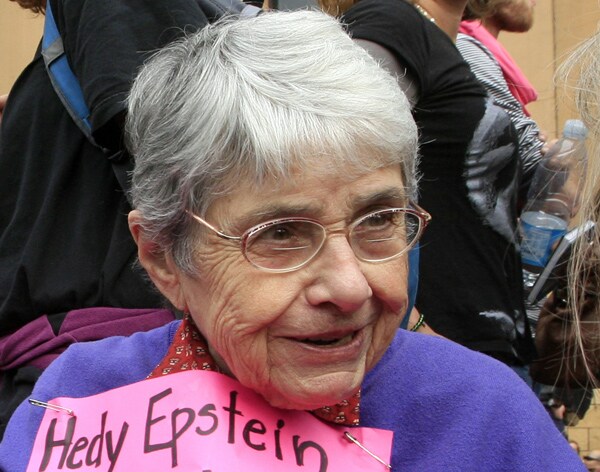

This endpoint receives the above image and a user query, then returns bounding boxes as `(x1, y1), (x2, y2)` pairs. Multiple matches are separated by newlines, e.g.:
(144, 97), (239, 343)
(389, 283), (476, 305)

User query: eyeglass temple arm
(411, 203), (432, 225)
(186, 211), (242, 241)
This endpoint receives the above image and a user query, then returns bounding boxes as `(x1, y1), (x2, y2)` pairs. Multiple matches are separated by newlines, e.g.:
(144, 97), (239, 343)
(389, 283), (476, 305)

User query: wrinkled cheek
(369, 259), (409, 310)
(367, 313), (401, 370)
(219, 331), (272, 387)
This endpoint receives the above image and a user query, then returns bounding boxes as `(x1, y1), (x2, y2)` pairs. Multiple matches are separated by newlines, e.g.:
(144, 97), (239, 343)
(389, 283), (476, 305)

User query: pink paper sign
(27, 370), (393, 472)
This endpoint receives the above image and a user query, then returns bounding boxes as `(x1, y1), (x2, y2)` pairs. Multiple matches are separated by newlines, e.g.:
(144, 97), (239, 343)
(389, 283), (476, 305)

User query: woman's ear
(128, 210), (186, 310)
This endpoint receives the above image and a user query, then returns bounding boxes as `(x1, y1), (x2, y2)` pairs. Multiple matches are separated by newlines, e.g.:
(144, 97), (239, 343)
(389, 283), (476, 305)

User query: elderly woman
(0, 10), (582, 471)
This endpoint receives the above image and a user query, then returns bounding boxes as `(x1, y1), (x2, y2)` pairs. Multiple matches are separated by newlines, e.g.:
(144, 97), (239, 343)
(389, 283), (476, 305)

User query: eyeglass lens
(244, 209), (421, 271)
(351, 209), (420, 262)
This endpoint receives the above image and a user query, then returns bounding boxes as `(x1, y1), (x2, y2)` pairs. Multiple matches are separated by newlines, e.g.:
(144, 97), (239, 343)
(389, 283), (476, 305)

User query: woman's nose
(304, 236), (373, 312)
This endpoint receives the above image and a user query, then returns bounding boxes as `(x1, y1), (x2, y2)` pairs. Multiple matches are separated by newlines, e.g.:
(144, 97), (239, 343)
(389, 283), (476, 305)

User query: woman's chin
(260, 375), (361, 411)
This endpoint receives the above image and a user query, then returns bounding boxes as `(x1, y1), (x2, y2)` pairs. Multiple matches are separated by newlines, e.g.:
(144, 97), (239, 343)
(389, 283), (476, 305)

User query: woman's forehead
(209, 166), (407, 223)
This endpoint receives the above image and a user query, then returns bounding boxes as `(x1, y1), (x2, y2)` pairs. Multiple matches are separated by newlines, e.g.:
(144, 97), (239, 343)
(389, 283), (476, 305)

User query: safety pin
(29, 399), (75, 417)
(344, 431), (392, 469)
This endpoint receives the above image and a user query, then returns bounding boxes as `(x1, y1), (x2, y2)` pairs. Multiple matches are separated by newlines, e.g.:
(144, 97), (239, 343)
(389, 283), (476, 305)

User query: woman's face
(177, 165), (410, 410)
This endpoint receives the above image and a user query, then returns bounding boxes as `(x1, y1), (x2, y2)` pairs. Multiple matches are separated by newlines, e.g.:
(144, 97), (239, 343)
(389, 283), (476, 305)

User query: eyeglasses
(187, 205), (430, 273)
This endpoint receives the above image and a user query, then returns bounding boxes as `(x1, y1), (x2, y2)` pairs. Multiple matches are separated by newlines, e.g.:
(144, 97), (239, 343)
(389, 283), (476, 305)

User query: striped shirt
(457, 33), (544, 199)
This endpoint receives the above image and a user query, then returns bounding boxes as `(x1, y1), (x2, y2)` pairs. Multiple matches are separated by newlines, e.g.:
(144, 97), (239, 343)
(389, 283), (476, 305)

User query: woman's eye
(363, 212), (395, 227)
(254, 222), (312, 245)
(265, 225), (294, 241)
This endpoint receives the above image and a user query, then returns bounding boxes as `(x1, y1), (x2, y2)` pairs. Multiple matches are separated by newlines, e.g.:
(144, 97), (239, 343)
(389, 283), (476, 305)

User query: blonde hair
(557, 30), (600, 386)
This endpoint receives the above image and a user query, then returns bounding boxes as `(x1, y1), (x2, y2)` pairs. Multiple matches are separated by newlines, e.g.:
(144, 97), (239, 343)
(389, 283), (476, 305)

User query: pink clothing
(460, 20), (537, 115)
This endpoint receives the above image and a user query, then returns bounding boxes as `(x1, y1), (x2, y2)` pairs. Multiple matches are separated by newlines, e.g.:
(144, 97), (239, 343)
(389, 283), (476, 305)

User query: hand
(538, 129), (558, 155)
(0, 94), (7, 125)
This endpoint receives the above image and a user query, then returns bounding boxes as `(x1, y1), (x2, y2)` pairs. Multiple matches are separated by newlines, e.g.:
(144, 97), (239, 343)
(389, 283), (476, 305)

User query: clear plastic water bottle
(520, 119), (588, 293)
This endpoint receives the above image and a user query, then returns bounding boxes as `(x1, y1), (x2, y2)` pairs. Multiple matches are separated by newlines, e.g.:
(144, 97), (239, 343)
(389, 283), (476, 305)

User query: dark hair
(9, 0), (46, 14)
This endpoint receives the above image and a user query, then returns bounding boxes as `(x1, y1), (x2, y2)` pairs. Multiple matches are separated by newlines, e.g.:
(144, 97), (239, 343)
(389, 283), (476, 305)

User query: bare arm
(353, 39), (420, 108)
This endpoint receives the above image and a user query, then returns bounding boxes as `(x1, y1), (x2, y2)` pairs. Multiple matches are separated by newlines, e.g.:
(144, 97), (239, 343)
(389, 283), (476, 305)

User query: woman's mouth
(277, 327), (371, 366)
(296, 332), (356, 347)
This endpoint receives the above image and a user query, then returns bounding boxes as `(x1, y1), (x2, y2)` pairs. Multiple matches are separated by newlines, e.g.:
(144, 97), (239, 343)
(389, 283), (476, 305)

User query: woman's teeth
(300, 333), (354, 346)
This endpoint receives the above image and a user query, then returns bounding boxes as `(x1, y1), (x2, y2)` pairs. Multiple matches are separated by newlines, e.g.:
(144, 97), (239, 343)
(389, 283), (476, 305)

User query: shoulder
(343, 0), (427, 41)
(342, 0), (440, 92)
(365, 330), (524, 400)
(362, 331), (585, 470)
(456, 33), (487, 55)
(0, 320), (180, 472)
(53, 0), (213, 133)
(342, 0), (459, 50)
(41, 320), (180, 397)
(456, 33), (500, 70)
(362, 330), (543, 432)
(344, 0), (419, 18)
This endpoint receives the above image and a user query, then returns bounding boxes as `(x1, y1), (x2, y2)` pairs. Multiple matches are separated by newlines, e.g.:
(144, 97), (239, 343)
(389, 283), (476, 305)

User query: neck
(481, 18), (501, 38)
(417, 0), (468, 41)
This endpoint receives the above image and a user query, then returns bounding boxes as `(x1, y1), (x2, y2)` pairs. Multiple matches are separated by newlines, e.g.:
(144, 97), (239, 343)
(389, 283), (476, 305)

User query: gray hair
(126, 9), (418, 273)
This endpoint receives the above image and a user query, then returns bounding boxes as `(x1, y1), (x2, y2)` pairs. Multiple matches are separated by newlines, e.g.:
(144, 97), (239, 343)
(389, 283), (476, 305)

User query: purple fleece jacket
(0, 321), (584, 471)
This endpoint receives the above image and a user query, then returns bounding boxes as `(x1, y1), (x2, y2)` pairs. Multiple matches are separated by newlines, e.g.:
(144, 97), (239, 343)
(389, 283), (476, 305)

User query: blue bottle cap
(563, 119), (588, 140)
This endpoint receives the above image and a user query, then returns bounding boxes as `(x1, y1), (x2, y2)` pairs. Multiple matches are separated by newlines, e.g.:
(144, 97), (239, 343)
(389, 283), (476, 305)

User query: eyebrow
(231, 186), (410, 231)
(232, 203), (321, 233)
(349, 187), (410, 210)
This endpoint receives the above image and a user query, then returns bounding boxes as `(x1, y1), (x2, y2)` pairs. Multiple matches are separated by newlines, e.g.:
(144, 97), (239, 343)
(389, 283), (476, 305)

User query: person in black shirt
(320, 0), (535, 376)
(0, 0), (234, 437)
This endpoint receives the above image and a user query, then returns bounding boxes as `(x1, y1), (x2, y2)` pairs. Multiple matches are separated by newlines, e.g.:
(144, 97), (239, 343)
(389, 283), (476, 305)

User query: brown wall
(500, 0), (600, 138)
(0, 3), (43, 94)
